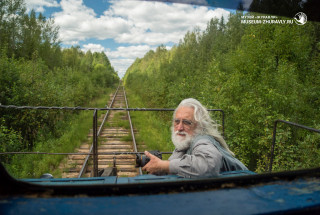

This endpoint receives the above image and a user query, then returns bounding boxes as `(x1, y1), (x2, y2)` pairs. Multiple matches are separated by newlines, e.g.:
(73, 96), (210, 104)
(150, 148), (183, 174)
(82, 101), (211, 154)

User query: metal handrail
(0, 151), (173, 155)
(268, 119), (320, 172)
(0, 102), (225, 177)
(92, 110), (98, 176)
(0, 105), (224, 112)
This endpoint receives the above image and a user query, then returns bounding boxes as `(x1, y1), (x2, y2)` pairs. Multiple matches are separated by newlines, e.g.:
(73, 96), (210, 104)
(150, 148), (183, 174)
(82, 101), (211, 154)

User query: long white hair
(173, 98), (235, 156)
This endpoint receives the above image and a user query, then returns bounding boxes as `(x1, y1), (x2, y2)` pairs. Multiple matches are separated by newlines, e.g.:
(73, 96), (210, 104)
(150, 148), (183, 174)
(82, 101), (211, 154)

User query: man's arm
(169, 141), (222, 178)
(142, 140), (222, 177)
(142, 151), (169, 175)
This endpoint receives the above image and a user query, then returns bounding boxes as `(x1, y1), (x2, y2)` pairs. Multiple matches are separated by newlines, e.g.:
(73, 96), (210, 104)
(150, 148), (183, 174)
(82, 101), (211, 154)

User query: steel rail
(78, 84), (121, 178)
(97, 84), (121, 136)
(123, 86), (142, 175)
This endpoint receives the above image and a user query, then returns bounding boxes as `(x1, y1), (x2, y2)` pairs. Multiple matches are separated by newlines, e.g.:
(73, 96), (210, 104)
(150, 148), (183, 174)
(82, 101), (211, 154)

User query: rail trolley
(1, 0), (320, 214)
(1, 93), (320, 214)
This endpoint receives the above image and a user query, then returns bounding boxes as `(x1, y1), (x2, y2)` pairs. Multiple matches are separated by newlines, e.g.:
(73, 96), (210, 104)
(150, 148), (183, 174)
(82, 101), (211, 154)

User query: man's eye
(183, 120), (192, 125)
(174, 119), (181, 124)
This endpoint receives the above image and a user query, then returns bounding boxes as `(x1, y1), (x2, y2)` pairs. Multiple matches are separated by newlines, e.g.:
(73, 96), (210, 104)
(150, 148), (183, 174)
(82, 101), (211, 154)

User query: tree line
(0, 0), (119, 164)
(124, 11), (320, 172)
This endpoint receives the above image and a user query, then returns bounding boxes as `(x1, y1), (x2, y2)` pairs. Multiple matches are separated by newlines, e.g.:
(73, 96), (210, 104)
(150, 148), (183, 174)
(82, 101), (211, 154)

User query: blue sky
(25, 0), (231, 78)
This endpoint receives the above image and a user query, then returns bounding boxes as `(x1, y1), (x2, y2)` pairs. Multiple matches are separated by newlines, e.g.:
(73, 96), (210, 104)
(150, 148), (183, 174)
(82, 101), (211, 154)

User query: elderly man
(142, 98), (247, 178)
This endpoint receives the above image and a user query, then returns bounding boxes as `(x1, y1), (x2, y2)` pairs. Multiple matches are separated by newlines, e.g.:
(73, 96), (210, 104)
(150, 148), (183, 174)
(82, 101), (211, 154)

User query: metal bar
(0, 105), (223, 112)
(78, 110), (99, 178)
(78, 145), (91, 178)
(92, 109), (98, 177)
(0, 151), (173, 155)
(78, 85), (121, 178)
(78, 109), (97, 178)
(221, 110), (225, 137)
(1, 102), (225, 176)
(268, 119), (320, 172)
(123, 86), (142, 175)
(0, 104), (225, 133)
(268, 120), (278, 173)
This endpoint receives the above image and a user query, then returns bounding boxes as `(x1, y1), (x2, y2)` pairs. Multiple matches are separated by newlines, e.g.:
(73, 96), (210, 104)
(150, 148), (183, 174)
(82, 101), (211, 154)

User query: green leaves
(124, 12), (320, 173)
(0, 120), (22, 161)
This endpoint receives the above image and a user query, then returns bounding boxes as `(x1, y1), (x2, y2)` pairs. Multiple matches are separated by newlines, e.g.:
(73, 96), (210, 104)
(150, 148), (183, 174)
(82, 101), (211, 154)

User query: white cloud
(27, 0), (230, 78)
(110, 58), (135, 78)
(106, 44), (156, 77)
(106, 1), (229, 44)
(54, 0), (229, 45)
(25, 0), (59, 13)
(106, 45), (152, 59)
(82, 43), (106, 53)
(53, 0), (132, 44)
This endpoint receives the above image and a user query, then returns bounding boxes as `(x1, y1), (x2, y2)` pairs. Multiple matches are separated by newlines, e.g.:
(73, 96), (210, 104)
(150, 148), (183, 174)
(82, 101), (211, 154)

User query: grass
(120, 133), (133, 142)
(4, 88), (114, 178)
(112, 112), (130, 129)
(125, 89), (174, 160)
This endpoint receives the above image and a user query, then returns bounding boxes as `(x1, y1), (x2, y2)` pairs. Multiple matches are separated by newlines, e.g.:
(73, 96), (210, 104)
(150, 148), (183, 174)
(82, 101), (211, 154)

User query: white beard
(171, 130), (193, 151)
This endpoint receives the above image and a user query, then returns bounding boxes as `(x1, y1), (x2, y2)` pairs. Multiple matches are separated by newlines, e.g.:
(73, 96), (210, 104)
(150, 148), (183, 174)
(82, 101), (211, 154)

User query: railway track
(61, 85), (142, 178)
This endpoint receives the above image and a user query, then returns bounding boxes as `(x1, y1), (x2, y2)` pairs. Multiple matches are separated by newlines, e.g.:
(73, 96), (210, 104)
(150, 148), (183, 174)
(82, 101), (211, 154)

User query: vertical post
(268, 119), (320, 173)
(221, 110), (225, 138)
(269, 120), (278, 172)
(93, 109), (98, 177)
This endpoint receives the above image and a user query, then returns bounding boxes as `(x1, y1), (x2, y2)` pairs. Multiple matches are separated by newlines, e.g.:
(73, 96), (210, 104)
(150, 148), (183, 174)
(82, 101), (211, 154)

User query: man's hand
(142, 151), (169, 175)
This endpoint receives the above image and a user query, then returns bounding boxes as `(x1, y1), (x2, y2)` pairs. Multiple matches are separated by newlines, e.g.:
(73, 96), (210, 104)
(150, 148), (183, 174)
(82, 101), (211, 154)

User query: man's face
(173, 106), (196, 136)
(171, 106), (197, 151)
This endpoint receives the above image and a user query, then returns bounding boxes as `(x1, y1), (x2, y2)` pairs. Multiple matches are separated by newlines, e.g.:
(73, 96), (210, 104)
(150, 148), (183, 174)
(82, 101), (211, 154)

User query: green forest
(1, 0), (320, 177)
(0, 0), (119, 177)
(124, 11), (320, 172)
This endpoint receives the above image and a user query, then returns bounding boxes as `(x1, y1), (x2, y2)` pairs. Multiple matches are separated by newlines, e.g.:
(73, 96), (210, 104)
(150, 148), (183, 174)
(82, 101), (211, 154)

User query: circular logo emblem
(294, 12), (307, 25)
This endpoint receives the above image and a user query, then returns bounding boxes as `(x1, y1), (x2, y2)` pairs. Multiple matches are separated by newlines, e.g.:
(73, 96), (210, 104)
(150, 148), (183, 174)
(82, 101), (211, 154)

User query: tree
(0, 0), (26, 56)
(124, 12), (320, 172)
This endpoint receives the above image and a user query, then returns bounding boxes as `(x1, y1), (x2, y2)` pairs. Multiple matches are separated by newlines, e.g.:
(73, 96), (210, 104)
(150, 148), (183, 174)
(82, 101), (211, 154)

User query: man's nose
(177, 121), (184, 131)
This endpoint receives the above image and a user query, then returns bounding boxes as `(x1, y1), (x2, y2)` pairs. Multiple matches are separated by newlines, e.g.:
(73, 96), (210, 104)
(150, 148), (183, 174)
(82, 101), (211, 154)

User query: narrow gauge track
(61, 85), (143, 178)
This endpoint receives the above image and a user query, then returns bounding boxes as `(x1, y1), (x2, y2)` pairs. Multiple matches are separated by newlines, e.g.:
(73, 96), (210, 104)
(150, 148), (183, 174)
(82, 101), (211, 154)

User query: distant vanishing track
(61, 85), (144, 178)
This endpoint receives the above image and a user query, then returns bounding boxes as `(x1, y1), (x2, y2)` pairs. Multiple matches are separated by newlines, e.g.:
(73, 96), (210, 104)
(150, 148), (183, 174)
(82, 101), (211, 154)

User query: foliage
(0, 0), (119, 176)
(4, 91), (114, 178)
(0, 119), (22, 163)
(126, 90), (173, 160)
(124, 12), (320, 172)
